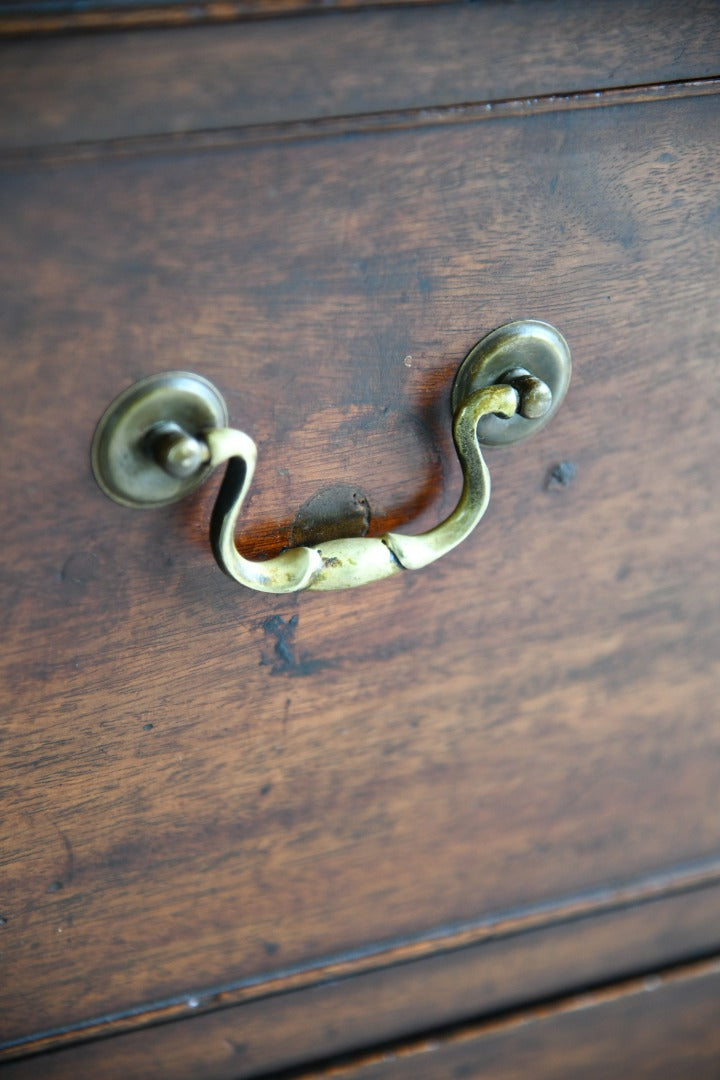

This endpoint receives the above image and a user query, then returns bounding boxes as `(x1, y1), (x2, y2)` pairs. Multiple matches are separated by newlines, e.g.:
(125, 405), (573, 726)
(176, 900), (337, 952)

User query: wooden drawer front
(1, 3), (720, 1074)
(2, 0), (720, 148)
(292, 958), (720, 1080)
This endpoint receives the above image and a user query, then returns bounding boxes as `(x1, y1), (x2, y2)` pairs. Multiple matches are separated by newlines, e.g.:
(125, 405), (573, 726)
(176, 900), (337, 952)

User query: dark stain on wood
(262, 613), (299, 671)
(260, 614), (333, 677)
(545, 462), (577, 489)
(291, 483), (371, 548)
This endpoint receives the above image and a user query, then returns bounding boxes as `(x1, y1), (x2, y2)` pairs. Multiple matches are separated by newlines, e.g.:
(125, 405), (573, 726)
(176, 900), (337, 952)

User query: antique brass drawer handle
(91, 320), (570, 593)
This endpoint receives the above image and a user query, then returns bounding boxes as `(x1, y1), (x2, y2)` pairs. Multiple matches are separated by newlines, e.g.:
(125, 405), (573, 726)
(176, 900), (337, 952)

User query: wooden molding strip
(0, 0), (449, 37)
(3, 77), (720, 171)
(2, 2), (719, 151)
(4, 854), (720, 1064)
(285, 954), (720, 1079)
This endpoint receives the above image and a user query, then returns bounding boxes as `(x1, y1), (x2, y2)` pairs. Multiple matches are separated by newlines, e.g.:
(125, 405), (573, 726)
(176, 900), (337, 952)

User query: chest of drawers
(1, 2), (720, 1075)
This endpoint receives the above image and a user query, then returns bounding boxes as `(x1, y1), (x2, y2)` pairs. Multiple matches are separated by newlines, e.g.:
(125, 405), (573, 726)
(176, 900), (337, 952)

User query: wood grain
(287, 956), (720, 1079)
(1, 0), (719, 149)
(7, 80), (720, 173)
(2, 91), (720, 1055)
(2, 0), (451, 37)
(3, 874), (720, 1076)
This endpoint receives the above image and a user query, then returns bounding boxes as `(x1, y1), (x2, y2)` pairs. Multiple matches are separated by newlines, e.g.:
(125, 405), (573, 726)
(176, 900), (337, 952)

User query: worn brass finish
(150, 423), (211, 480)
(206, 382), (519, 593)
(452, 320), (571, 446)
(500, 368), (553, 419)
(91, 371), (227, 507)
(91, 321), (569, 591)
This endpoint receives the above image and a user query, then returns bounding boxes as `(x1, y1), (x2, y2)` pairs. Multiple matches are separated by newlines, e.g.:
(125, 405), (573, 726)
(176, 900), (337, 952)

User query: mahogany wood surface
(1, 4), (720, 1075)
(1, 0), (719, 149)
(1, 0), (718, 38)
(0, 0), (457, 37)
(3, 874), (720, 1077)
(293, 957), (720, 1080)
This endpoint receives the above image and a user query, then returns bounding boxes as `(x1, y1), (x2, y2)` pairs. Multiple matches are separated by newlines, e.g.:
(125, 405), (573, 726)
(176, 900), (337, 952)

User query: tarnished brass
(500, 368), (553, 419)
(91, 371), (227, 507)
(452, 320), (571, 446)
(91, 320), (570, 592)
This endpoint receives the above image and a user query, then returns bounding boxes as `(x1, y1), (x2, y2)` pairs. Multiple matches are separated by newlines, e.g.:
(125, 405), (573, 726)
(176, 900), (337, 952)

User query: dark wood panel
(0, 0), (449, 37)
(289, 957), (720, 1079)
(1, 0), (719, 148)
(2, 92), (720, 1051)
(4, 875), (720, 1077)
(8, 80), (720, 173)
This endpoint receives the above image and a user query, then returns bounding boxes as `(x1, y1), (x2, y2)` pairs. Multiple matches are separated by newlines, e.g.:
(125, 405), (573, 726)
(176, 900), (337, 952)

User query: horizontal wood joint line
(4, 853), (720, 1062)
(265, 952), (720, 1080)
(3, 76), (720, 168)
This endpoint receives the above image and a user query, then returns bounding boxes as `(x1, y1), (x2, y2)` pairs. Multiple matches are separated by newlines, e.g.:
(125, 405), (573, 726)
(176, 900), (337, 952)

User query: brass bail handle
(91, 320), (571, 594)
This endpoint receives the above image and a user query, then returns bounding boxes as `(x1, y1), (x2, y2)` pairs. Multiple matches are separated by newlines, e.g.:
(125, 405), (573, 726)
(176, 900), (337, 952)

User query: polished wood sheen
(293, 958), (720, 1079)
(0, 0), (458, 36)
(1, 0), (718, 42)
(1, 0), (719, 149)
(1, 3), (720, 1075)
(3, 880), (720, 1078)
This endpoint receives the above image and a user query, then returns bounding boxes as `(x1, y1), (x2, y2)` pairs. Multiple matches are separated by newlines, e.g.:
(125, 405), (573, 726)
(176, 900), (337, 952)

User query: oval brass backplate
(91, 371), (228, 508)
(451, 320), (571, 447)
